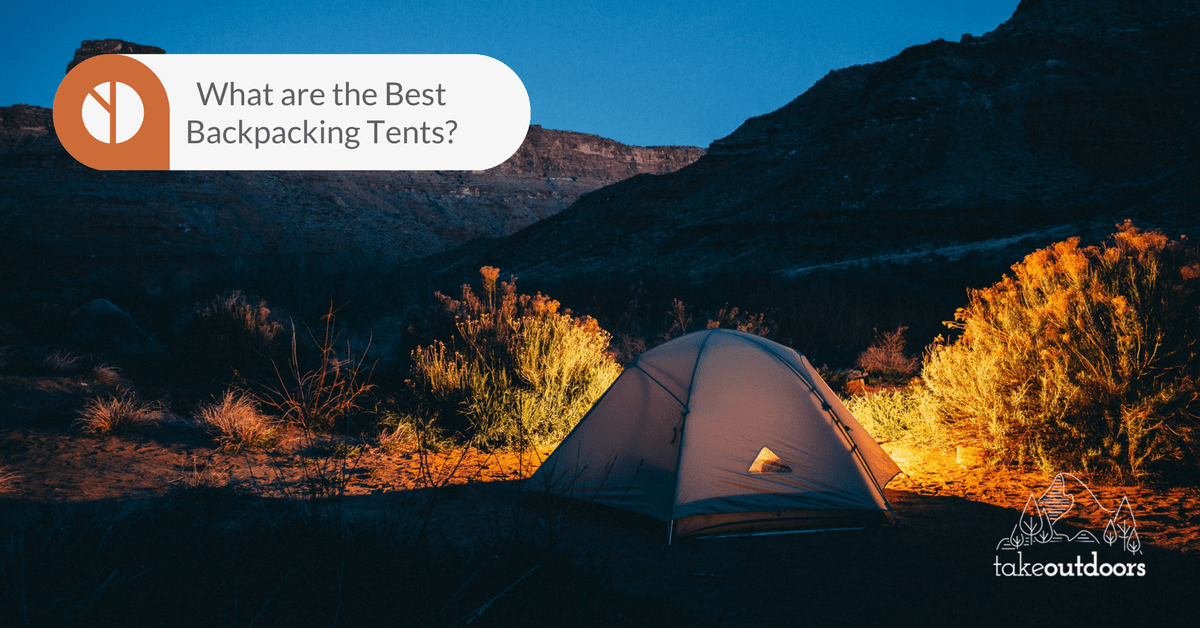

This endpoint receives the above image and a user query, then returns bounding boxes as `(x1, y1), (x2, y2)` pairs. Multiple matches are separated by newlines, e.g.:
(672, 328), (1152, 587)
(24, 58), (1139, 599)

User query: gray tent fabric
(526, 328), (902, 541)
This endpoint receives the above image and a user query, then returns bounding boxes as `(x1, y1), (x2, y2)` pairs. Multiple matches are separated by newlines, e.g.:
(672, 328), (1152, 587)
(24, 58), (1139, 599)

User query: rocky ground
(1, 372), (1196, 625)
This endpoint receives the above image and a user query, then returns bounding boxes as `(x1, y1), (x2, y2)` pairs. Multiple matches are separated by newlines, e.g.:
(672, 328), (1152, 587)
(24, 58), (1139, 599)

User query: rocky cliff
(435, 0), (1199, 282)
(0, 41), (703, 296)
(65, 38), (166, 73)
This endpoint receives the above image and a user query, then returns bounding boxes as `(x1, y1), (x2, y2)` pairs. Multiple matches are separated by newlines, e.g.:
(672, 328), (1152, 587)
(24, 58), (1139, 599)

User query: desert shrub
(403, 267), (621, 448)
(0, 466), (18, 491)
(845, 386), (946, 448)
(608, 332), (647, 366)
(182, 290), (284, 377)
(74, 392), (163, 436)
(660, 298), (773, 342)
(661, 298), (693, 340)
(197, 390), (276, 451)
(817, 366), (867, 396)
(41, 349), (85, 374)
(87, 363), (127, 389)
(922, 222), (1200, 478)
(855, 326), (919, 383)
(705, 303), (774, 336)
(253, 310), (375, 432)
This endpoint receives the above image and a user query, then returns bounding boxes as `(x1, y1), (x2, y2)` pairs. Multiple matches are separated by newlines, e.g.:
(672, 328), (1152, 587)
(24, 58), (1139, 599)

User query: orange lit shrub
(923, 222), (1200, 478)
(855, 326), (919, 382)
(400, 267), (621, 448)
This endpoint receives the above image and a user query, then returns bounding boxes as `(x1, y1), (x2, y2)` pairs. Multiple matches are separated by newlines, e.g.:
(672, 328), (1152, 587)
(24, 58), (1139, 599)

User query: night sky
(3, 0), (1021, 147)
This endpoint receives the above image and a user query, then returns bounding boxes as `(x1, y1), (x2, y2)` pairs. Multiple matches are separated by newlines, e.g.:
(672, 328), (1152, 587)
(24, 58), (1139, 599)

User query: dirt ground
(2, 374), (1198, 625)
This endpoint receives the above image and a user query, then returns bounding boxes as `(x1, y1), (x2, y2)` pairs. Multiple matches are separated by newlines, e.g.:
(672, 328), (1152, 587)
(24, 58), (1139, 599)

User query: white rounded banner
(57, 54), (531, 171)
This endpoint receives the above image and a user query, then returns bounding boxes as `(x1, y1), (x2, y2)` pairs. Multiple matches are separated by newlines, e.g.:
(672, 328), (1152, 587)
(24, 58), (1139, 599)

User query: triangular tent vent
(749, 446), (792, 474)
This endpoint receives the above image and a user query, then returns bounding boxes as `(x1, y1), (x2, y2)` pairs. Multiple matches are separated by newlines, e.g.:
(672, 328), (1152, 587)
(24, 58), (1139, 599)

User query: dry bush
(705, 303), (773, 337)
(401, 267), (621, 448)
(661, 299), (773, 341)
(923, 222), (1200, 478)
(662, 298), (693, 340)
(197, 390), (276, 452)
(855, 326), (919, 381)
(373, 418), (417, 452)
(254, 309), (374, 432)
(88, 363), (127, 389)
(845, 386), (947, 449)
(42, 349), (85, 374)
(0, 467), (19, 491)
(608, 332), (647, 366)
(74, 391), (163, 436)
(184, 290), (284, 376)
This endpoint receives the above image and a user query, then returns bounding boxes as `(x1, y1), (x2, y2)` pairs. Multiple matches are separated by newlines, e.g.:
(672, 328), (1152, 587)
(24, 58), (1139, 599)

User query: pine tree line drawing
(996, 473), (1141, 554)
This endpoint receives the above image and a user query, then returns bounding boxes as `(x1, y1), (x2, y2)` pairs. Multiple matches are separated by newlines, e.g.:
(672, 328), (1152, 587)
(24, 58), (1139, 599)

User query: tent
(527, 328), (901, 542)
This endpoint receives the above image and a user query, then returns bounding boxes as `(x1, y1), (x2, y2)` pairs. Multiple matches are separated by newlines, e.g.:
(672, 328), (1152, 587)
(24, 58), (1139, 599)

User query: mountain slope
(434, 0), (1199, 282)
(0, 40), (704, 293)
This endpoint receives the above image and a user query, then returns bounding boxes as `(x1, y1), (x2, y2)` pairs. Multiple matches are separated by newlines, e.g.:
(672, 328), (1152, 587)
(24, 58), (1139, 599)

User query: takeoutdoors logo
(53, 54), (530, 171)
(994, 473), (1146, 577)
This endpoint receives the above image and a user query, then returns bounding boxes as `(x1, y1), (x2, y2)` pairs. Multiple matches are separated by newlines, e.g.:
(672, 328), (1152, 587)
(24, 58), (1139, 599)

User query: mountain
(433, 0), (1200, 283)
(0, 41), (704, 295)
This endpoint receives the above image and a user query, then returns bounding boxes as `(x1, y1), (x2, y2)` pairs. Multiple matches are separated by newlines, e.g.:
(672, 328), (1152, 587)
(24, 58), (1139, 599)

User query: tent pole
(741, 336), (899, 525)
(826, 406), (899, 526)
(666, 330), (716, 546)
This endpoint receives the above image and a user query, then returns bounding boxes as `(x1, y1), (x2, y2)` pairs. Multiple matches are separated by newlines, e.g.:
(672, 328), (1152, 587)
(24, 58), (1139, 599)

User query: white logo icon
(82, 81), (144, 144)
(996, 473), (1142, 554)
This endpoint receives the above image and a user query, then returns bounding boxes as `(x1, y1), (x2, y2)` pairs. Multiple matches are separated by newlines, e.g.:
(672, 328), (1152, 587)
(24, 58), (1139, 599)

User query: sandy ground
(2, 373), (1198, 625)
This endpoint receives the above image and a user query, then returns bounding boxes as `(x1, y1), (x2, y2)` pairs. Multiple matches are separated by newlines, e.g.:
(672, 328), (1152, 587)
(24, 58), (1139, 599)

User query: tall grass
(844, 387), (947, 449)
(196, 390), (277, 452)
(0, 467), (18, 492)
(400, 267), (621, 448)
(41, 349), (84, 374)
(182, 290), (284, 377)
(74, 392), (163, 436)
(253, 308), (375, 432)
(923, 222), (1200, 478)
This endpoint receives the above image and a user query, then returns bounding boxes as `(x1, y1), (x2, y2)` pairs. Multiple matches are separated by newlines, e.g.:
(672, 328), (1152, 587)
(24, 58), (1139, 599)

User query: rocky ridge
(434, 0), (1200, 282)
(65, 38), (166, 74)
(0, 41), (703, 295)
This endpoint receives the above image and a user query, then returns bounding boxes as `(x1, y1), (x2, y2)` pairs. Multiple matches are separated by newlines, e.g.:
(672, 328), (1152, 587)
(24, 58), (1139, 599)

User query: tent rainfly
(527, 328), (901, 542)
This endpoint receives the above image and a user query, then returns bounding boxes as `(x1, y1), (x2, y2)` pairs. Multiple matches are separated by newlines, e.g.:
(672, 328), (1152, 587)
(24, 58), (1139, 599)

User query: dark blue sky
(3, 0), (1021, 147)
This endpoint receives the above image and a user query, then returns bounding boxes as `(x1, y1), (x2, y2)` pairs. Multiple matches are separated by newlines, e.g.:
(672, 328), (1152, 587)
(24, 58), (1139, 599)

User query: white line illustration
(996, 473), (1141, 554)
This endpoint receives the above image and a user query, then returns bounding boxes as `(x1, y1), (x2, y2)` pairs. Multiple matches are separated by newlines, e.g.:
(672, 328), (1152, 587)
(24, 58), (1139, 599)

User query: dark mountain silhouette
(0, 41), (704, 294)
(433, 0), (1199, 282)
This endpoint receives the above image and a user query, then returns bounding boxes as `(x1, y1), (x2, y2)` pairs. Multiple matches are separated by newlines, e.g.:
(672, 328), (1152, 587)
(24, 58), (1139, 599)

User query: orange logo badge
(54, 54), (170, 170)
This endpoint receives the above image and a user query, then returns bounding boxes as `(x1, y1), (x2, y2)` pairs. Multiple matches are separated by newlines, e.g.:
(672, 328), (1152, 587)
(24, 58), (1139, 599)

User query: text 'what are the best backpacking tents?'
(527, 328), (901, 542)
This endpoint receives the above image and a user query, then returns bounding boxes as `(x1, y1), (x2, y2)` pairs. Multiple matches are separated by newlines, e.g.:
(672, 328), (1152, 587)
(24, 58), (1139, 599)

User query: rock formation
(65, 39), (165, 73)
(0, 41), (703, 295)
(435, 0), (1200, 282)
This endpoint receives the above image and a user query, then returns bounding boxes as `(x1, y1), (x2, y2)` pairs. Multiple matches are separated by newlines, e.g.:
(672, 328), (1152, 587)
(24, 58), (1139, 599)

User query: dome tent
(526, 328), (901, 542)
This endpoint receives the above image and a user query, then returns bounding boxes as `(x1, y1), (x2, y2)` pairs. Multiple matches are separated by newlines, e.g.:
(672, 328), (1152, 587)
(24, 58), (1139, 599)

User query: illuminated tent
(527, 328), (901, 542)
